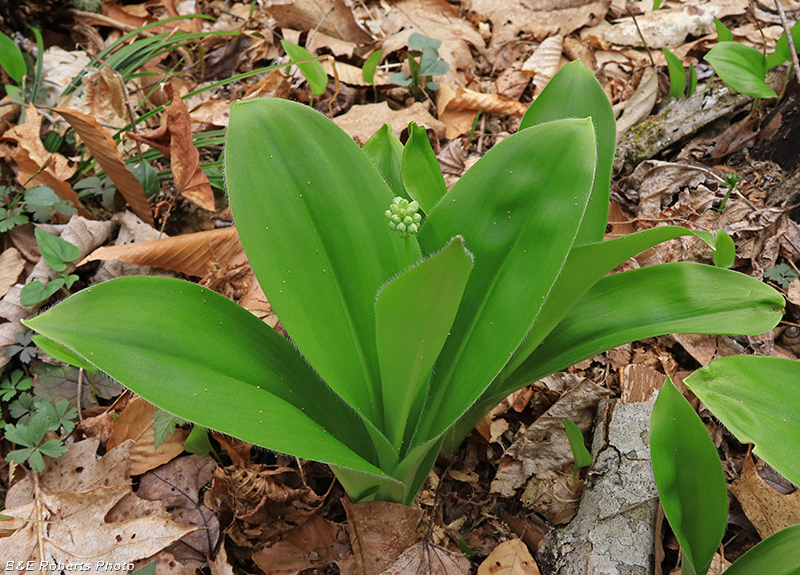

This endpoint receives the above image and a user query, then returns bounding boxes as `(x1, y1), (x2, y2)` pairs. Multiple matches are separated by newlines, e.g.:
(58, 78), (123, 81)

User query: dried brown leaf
(333, 102), (446, 144)
(344, 499), (423, 575)
(0, 105), (89, 217)
(478, 539), (540, 575)
(730, 455), (800, 539)
(380, 541), (470, 575)
(0, 248), (25, 299)
(265, 0), (371, 44)
(80, 227), (244, 277)
(521, 35), (564, 94)
(0, 484), (197, 572)
(107, 397), (189, 476)
(616, 67), (658, 135)
(252, 515), (347, 575)
(127, 85), (215, 211)
(55, 107), (153, 224)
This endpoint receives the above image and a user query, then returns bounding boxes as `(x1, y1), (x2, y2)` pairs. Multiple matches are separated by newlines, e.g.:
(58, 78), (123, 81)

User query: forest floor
(2, 1), (800, 574)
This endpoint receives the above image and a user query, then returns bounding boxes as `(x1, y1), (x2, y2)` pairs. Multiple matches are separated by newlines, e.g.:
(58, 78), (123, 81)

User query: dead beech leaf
(54, 107), (153, 225)
(616, 67), (658, 135)
(265, 0), (371, 44)
(0, 248), (25, 299)
(477, 539), (540, 575)
(0, 104), (89, 217)
(107, 397), (189, 476)
(252, 515), (348, 575)
(521, 35), (564, 94)
(127, 84), (215, 211)
(0, 483), (197, 572)
(380, 541), (470, 575)
(80, 226), (244, 277)
(321, 59), (389, 86)
(333, 102), (446, 144)
(344, 499), (423, 575)
(730, 455), (800, 539)
(438, 84), (528, 116)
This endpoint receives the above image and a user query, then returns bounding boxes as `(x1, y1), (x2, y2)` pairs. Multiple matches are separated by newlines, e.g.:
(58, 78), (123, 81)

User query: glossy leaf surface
(705, 42), (777, 98)
(664, 48), (686, 98)
(651, 378), (728, 575)
(280, 40), (327, 95)
(415, 118), (597, 442)
(519, 60), (615, 245)
(376, 237), (472, 450)
(22, 277), (391, 478)
(685, 355), (800, 486)
(225, 98), (404, 425)
(509, 262), (784, 388)
(401, 122), (447, 213)
(363, 124), (406, 198)
(723, 525), (800, 575)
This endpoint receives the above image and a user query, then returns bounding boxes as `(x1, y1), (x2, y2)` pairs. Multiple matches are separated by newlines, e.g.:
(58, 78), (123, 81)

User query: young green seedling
(24, 61), (784, 504)
(20, 229), (80, 306)
(388, 33), (449, 99)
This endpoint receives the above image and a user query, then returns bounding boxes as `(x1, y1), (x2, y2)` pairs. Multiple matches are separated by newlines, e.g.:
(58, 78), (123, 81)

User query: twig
(76, 368), (84, 422)
(775, 0), (800, 84)
(627, 8), (655, 66)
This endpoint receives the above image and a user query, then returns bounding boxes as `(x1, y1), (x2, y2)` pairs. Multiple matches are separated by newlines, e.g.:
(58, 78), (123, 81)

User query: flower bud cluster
(384, 197), (422, 238)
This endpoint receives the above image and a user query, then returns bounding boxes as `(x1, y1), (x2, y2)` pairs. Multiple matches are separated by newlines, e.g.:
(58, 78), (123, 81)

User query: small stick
(627, 8), (655, 66)
(775, 0), (800, 84)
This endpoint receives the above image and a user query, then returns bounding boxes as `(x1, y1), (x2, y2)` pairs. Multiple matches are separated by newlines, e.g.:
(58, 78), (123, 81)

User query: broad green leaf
(685, 355), (800, 487)
(402, 122), (447, 213)
(184, 425), (214, 456)
(714, 17), (733, 43)
(0, 31), (26, 84)
(23, 276), (390, 478)
(723, 524), (800, 575)
(20, 279), (64, 306)
(280, 40), (327, 95)
(664, 48), (686, 98)
(376, 237), (472, 450)
(31, 334), (98, 373)
(362, 49), (382, 84)
(651, 378), (727, 575)
(225, 98), (404, 425)
(564, 419), (592, 468)
(408, 33), (441, 51)
(34, 228), (80, 272)
(712, 229), (735, 268)
(653, 0), (663, 8)
(507, 262), (783, 389)
(519, 60), (615, 245)
(705, 42), (777, 99)
(363, 124), (407, 198)
(414, 118), (597, 443)
(766, 22), (799, 70)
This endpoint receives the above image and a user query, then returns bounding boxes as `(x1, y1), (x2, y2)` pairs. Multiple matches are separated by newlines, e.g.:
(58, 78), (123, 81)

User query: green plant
(280, 39), (327, 96)
(20, 228), (81, 306)
(387, 33), (449, 98)
(0, 30), (26, 101)
(23, 61), (784, 504)
(663, 48), (698, 98)
(764, 262), (798, 288)
(0, 369), (32, 402)
(704, 20), (799, 100)
(362, 49), (382, 100)
(563, 419), (592, 480)
(651, 357), (800, 574)
(3, 398), (76, 472)
(0, 185), (77, 232)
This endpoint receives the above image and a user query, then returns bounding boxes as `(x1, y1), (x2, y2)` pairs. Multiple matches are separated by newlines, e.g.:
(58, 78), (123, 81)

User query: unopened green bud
(385, 195), (422, 236)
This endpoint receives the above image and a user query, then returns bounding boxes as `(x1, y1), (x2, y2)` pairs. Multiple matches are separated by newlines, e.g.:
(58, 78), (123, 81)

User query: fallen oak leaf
(126, 84), (215, 212)
(0, 483), (198, 572)
(477, 539), (540, 575)
(380, 541), (471, 575)
(54, 107), (154, 225)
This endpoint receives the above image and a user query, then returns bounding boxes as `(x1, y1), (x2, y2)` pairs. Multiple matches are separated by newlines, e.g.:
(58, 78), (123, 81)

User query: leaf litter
(3, 0), (800, 573)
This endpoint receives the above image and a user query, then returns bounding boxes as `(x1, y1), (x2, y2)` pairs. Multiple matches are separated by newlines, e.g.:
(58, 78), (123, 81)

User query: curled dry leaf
(615, 67), (659, 136)
(107, 397), (190, 476)
(437, 84), (528, 139)
(0, 484), (197, 572)
(252, 515), (350, 575)
(264, 0), (371, 44)
(477, 539), (540, 575)
(126, 84), (215, 211)
(380, 541), (471, 575)
(333, 101), (446, 143)
(0, 248), (25, 299)
(0, 439), (196, 571)
(521, 35), (564, 94)
(321, 58), (389, 86)
(730, 455), (800, 539)
(0, 105), (89, 217)
(80, 226), (244, 277)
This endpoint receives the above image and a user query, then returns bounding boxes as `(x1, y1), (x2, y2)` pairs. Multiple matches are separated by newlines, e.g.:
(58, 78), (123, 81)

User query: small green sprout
(384, 196), (422, 237)
(717, 172), (740, 212)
